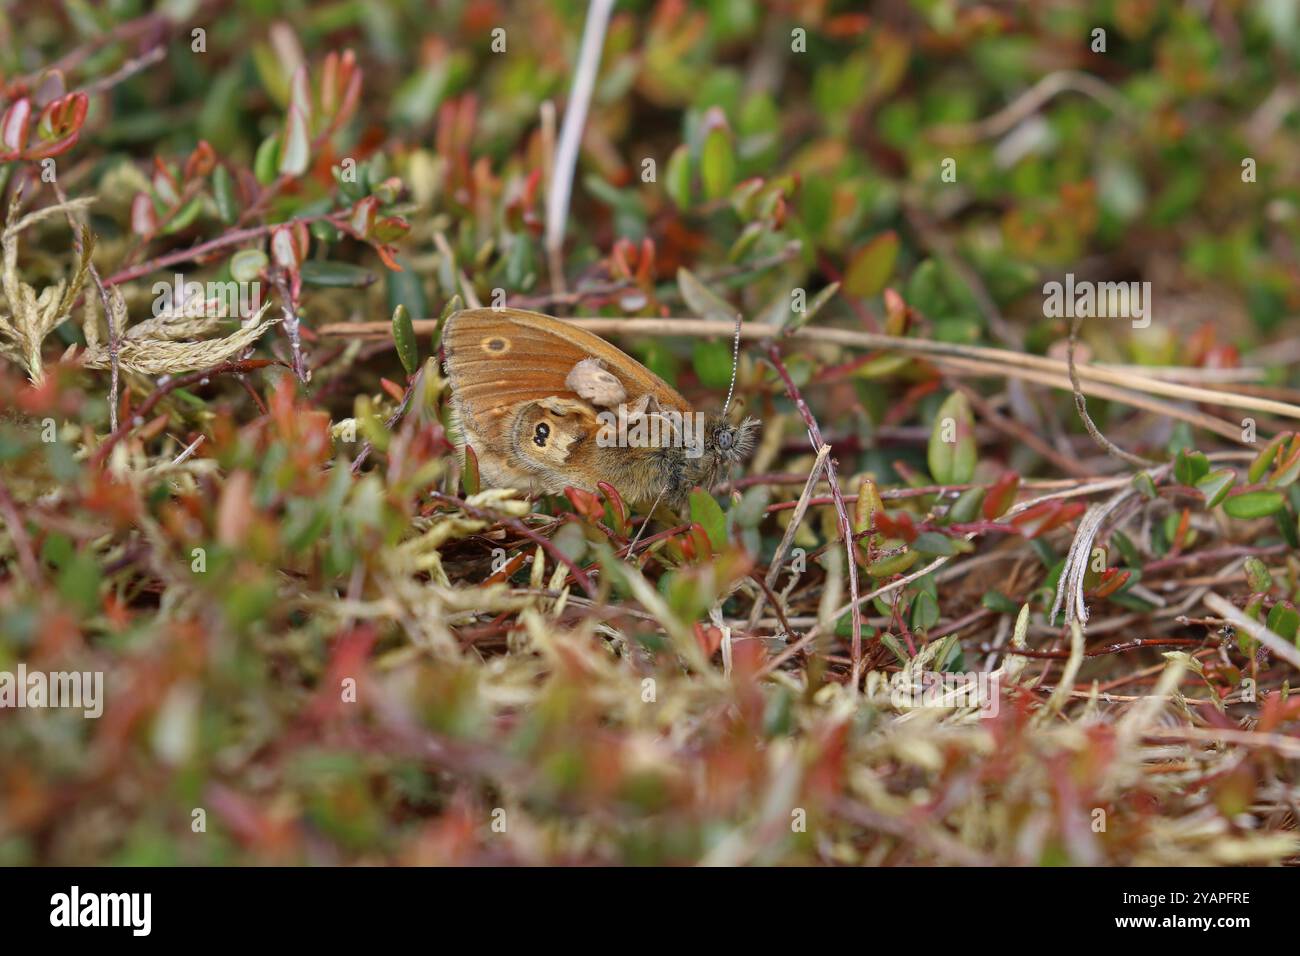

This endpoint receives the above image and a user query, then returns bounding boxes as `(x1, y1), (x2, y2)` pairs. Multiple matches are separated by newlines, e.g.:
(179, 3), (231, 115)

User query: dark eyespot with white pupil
(534, 422), (550, 447)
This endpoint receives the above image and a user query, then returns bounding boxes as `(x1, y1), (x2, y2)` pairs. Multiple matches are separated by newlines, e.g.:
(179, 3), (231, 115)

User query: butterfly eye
(533, 422), (550, 447)
(717, 429), (733, 451)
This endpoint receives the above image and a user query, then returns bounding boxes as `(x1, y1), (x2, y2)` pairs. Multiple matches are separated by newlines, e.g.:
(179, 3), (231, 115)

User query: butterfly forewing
(442, 308), (691, 443)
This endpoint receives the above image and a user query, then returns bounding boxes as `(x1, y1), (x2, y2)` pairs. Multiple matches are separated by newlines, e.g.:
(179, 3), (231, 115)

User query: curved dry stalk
(765, 342), (864, 688)
(930, 355), (1248, 443)
(746, 444), (829, 631)
(1068, 312), (1156, 468)
(929, 69), (1133, 144)
(545, 0), (616, 295)
(321, 316), (1300, 425)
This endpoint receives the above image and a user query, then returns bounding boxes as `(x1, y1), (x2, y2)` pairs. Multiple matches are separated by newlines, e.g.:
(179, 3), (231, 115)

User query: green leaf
(1244, 556), (1272, 593)
(689, 489), (727, 551)
(665, 144), (691, 209)
(301, 260), (376, 287)
(909, 591), (940, 632)
(866, 550), (919, 577)
(1132, 471), (1158, 500)
(1278, 507), (1300, 549)
(692, 339), (734, 389)
(1269, 440), (1300, 487)
(1248, 433), (1287, 483)
(391, 59), (450, 127)
(927, 391), (976, 485)
(198, 66), (244, 151)
(230, 249), (268, 283)
(911, 531), (955, 556)
(677, 267), (733, 320)
(163, 197), (203, 234)
(279, 105), (311, 176)
(57, 552), (101, 615)
(943, 486), (985, 525)
(1110, 529), (1141, 566)
(700, 127), (735, 201)
(253, 134), (281, 185)
(982, 590), (1020, 614)
(733, 486), (770, 528)
(1222, 490), (1285, 519)
(1174, 448), (1209, 485)
(212, 165), (237, 223)
(1166, 421), (1194, 455)
(783, 281), (838, 332)
(1265, 602), (1299, 642)
(1194, 468), (1235, 508)
(391, 304), (419, 377)
(843, 230), (899, 298)
(311, 220), (340, 243)
(878, 632), (910, 666)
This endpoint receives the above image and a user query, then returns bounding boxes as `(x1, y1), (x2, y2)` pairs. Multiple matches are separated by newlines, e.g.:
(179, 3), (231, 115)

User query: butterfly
(441, 308), (758, 513)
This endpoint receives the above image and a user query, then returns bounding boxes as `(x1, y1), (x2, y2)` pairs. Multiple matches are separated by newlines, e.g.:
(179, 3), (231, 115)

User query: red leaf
(563, 486), (604, 519)
(694, 623), (724, 657)
(216, 470), (254, 547)
(374, 244), (403, 271)
(184, 140), (216, 181)
(983, 470), (1020, 519)
(1091, 568), (1131, 599)
(596, 481), (630, 535)
(1010, 501), (1085, 538)
(379, 377), (406, 402)
(874, 510), (917, 543)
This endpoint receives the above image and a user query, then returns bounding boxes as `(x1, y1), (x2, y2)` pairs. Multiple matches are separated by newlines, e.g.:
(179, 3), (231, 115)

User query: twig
(747, 444), (829, 631)
(1203, 592), (1300, 671)
(1143, 724), (1300, 760)
(90, 358), (279, 467)
(513, 242), (802, 310)
(545, 0), (615, 296)
(428, 491), (597, 598)
(1068, 311), (1155, 467)
(765, 342), (864, 690)
(103, 214), (336, 288)
(78, 44), (166, 96)
(352, 366), (424, 474)
(0, 477), (40, 583)
(932, 354), (1249, 443)
(13, 11), (169, 86)
(747, 571), (796, 644)
(271, 269), (307, 383)
(930, 70), (1133, 144)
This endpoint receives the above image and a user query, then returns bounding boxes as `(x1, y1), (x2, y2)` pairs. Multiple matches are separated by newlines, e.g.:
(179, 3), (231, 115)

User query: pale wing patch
(565, 358), (627, 408)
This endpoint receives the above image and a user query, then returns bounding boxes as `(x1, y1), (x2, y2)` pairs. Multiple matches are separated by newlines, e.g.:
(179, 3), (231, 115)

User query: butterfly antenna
(721, 312), (743, 417)
(625, 482), (669, 559)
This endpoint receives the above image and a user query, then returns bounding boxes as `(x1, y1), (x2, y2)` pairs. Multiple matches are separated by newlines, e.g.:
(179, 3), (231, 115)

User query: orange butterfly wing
(442, 308), (691, 445)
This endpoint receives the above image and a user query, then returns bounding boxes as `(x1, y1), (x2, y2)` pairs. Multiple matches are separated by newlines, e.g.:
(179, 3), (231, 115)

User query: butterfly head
(709, 415), (759, 466)
(673, 414), (758, 498)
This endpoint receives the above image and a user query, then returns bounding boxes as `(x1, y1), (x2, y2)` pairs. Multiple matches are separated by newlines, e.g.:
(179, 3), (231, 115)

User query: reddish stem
(765, 341), (865, 688)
